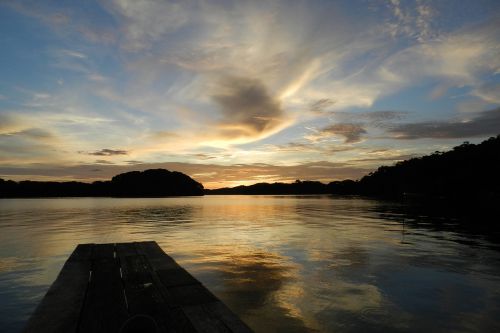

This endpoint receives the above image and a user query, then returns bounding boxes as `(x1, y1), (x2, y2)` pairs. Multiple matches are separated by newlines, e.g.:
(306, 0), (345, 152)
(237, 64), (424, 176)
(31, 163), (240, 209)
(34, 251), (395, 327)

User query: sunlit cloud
(1, 0), (499, 185)
(211, 76), (290, 142)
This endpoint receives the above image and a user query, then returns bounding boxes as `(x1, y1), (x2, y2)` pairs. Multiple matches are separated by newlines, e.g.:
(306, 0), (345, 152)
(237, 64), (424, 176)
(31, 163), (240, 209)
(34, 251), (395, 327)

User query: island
(0, 169), (204, 197)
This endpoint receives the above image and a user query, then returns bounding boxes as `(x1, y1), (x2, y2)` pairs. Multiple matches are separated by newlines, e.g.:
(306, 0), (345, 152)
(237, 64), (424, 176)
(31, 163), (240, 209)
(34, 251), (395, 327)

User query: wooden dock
(24, 241), (253, 333)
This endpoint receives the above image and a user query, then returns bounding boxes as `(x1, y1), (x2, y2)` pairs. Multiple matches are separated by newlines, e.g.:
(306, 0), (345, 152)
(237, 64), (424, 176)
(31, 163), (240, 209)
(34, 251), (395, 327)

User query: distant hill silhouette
(0, 169), (204, 197)
(207, 135), (500, 201)
(110, 169), (203, 196)
(206, 180), (330, 195)
(328, 135), (500, 199)
(2, 136), (499, 200)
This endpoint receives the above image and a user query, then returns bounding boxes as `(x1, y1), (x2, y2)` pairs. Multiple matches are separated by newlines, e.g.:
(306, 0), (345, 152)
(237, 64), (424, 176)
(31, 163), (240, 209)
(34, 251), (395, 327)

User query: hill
(2, 136), (499, 199)
(207, 135), (500, 200)
(206, 180), (329, 195)
(0, 169), (204, 197)
(328, 135), (500, 199)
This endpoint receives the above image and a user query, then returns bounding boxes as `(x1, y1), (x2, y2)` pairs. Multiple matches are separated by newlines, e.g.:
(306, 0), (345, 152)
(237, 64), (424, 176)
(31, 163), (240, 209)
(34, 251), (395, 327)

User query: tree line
(0, 169), (204, 197)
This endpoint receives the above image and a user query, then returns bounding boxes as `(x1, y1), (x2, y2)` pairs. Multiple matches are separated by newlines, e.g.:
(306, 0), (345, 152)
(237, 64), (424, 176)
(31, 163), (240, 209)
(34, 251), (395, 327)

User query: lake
(1, 196), (500, 332)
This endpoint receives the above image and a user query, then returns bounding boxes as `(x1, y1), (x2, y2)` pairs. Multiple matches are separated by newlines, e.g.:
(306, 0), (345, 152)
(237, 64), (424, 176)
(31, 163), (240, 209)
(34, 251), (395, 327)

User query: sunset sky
(0, 0), (499, 188)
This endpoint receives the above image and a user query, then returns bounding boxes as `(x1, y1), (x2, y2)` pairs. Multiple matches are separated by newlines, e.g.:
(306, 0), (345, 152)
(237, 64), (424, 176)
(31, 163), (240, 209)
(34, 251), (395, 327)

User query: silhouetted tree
(328, 135), (500, 200)
(0, 169), (204, 197)
(206, 180), (330, 195)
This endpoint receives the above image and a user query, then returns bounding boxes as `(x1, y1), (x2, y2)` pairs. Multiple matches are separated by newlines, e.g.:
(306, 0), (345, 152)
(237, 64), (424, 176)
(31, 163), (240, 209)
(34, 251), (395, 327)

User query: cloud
(150, 131), (179, 139)
(59, 49), (86, 59)
(3, 0), (499, 176)
(0, 161), (370, 188)
(389, 107), (500, 139)
(309, 98), (335, 114)
(125, 160), (143, 165)
(379, 18), (500, 87)
(0, 127), (59, 163)
(106, 0), (189, 50)
(386, 0), (437, 42)
(309, 123), (367, 144)
(81, 149), (129, 156)
(190, 153), (217, 160)
(94, 159), (115, 165)
(6, 1), (115, 44)
(211, 76), (288, 140)
(5, 1), (70, 27)
(473, 82), (500, 104)
(0, 114), (23, 134)
(14, 128), (55, 140)
(363, 110), (405, 123)
(324, 124), (367, 143)
(331, 110), (406, 127)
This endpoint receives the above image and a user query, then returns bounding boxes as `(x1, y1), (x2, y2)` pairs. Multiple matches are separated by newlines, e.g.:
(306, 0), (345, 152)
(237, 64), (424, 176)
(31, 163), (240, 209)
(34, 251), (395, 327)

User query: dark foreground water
(1, 196), (500, 332)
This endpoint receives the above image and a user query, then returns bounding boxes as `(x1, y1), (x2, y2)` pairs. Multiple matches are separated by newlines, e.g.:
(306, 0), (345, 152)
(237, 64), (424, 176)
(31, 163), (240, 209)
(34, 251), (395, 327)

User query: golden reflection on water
(1, 196), (500, 332)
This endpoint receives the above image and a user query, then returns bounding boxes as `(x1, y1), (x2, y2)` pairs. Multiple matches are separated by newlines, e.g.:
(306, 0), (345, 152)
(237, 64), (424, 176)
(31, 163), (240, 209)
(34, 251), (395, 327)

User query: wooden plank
(166, 284), (218, 307)
(180, 302), (254, 333)
(78, 243), (128, 333)
(115, 242), (137, 257)
(156, 267), (200, 288)
(23, 243), (92, 333)
(136, 241), (180, 270)
(202, 302), (253, 333)
(133, 243), (198, 332)
(137, 241), (253, 332)
(181, 305), (232, 333)
(26, 242), (253, 333)
(116, 243), (172, 332)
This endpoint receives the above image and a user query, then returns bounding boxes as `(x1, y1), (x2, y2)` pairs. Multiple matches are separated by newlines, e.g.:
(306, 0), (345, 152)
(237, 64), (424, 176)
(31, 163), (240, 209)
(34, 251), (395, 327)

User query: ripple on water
(1, 196), (500, 332)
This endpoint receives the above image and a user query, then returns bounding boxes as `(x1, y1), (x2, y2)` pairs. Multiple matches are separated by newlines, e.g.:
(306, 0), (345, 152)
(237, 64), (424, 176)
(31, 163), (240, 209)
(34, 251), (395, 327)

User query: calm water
(1, 196), (500, 332)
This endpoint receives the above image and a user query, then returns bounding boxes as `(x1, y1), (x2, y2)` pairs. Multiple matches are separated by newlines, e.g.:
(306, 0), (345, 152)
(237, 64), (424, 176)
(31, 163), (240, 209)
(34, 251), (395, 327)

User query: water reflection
(1, 196), (500, 332)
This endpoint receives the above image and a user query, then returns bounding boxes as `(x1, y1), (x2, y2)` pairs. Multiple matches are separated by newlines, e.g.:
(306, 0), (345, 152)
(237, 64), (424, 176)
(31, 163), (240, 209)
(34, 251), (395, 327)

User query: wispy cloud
(2, 1), (499, 185)
(59, 49), (87, 59)
(386, 0), (437, 42)
(389, 107), (500, 139)
(472, 82), (500, 104)
(379, 17), (500, 92)
(94, 159), (115, 165)
(81, 149), (129, 156)
(0, 127), (60, 164)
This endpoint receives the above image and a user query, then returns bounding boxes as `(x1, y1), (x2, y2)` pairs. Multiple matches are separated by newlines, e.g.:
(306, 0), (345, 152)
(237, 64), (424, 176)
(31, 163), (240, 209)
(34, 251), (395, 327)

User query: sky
(0, 0), (499, 189)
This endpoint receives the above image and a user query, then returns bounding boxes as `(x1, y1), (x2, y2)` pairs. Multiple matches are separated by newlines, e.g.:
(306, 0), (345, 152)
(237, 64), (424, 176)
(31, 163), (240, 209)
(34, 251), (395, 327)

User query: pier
(24, 241), (253, 333)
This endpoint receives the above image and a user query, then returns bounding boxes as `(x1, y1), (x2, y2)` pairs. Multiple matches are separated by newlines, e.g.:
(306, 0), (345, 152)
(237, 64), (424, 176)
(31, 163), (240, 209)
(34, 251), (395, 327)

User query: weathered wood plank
(181, 305), (232, 333)
(116, 243), (173, 332)
(23, 243), (93, 333)
(138, 241), (252, 332)
(136, 241), (180, 270)
(165, 284), (218, 307)
(156, 267), (200, 288)
(115, 242), (137, 257)
(25, 242), (253, 333)
(202, 302), (253, 333)
(78, 244), (128, 333)
(132, 244), (197, 332)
